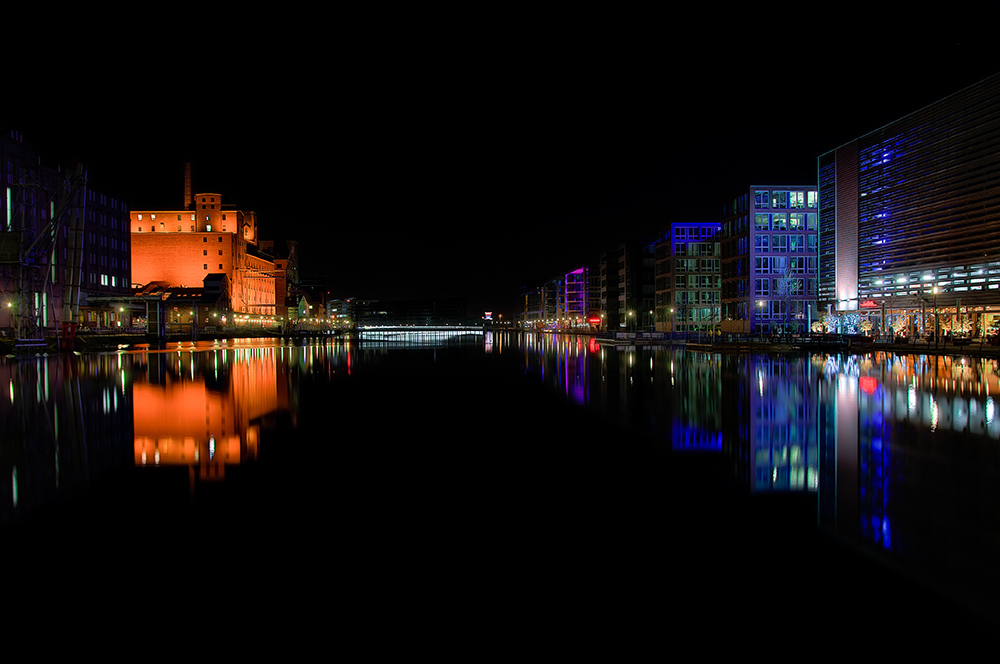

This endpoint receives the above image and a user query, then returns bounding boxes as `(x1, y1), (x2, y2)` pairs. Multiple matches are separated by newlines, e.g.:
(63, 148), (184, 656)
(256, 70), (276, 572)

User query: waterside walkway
(594, 331), (1000, 358)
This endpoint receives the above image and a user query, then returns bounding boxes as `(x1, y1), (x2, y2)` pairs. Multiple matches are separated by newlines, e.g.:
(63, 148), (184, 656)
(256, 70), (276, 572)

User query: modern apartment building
(519, 265), (598, 330)
(721, 186), (819, 334)
(654, 221), (722, 334)
(818, 73), (1000, 335)
(600, 239), (655, 331)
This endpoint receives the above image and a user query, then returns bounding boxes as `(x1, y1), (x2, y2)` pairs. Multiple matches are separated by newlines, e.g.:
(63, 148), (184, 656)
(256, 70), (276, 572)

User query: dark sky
(5, 17), (999, 318)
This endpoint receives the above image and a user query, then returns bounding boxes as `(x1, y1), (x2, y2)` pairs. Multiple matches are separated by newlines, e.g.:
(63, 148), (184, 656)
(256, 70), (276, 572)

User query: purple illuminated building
(519, 265), (598, 330)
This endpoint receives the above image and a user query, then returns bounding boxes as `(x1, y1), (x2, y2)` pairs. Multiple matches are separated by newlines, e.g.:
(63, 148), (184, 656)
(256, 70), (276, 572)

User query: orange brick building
(130, 191), (276, 317)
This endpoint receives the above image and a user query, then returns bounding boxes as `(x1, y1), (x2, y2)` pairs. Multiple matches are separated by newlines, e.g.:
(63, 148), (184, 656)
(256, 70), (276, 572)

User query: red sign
(860, 299), (878, 309)
(587, 317), (602, 325)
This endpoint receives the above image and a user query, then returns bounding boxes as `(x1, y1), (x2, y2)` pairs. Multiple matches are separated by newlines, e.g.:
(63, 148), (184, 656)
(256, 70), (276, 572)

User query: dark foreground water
(1, 332), (998, 648)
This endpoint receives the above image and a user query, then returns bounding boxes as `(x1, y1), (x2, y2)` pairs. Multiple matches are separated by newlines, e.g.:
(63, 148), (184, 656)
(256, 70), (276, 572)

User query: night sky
(5, 17), (999, 318)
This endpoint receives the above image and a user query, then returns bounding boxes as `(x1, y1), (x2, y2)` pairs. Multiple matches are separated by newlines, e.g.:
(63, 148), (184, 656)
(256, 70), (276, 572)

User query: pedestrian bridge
(357, 325), (483, 345)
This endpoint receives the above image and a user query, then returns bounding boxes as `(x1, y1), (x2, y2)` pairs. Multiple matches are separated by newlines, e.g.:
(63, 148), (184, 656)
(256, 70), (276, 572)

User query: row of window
(675, 275), (722, 289)
(674, 291), (720, 304)
(755, 256), (818, 273)
(674, 258), (720, 272)
(136, 224), (228, 232)
(755, 299), (813, 317)
(755, 235), (817, 252)
(754, 213), (818, 230)
(754, 190), (818, 209)
(674, 226), (720, 238)
(672, 242), (719, 257)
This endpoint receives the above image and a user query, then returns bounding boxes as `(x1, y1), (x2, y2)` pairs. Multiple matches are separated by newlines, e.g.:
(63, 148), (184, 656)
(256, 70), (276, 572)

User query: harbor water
(1, 332), (997, 646)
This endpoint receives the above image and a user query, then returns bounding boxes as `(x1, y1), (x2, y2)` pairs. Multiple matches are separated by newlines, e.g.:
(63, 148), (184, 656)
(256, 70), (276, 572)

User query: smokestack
(184, 162), (192, 210)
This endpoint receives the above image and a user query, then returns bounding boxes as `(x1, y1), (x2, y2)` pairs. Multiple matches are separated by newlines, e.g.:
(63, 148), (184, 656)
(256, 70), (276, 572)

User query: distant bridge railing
(358, 325), (483, 344)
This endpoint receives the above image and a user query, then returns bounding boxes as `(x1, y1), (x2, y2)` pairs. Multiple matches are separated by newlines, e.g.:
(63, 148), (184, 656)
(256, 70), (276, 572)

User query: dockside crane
(0, 163), (87, 351)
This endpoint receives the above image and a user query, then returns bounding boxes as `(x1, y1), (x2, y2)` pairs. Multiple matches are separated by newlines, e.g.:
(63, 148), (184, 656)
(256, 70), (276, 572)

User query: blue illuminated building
(653, 221), (722, 334)
(721, 186), (819, 334)
(818, 73), (1000, 335)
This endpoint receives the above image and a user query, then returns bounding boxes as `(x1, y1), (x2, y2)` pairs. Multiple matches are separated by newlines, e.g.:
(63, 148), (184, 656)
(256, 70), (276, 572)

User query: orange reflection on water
(131, 348), (284, 481)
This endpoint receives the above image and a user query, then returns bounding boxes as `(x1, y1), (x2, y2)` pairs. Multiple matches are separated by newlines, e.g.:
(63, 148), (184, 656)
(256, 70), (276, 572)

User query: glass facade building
(654, 222), (722, 334)
(818, 73), (1000, 335)
(721, 185), (819, 334)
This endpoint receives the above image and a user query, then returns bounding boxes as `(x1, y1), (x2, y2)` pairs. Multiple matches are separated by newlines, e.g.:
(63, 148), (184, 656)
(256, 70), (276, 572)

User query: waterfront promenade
(593, 330), (1000, 358)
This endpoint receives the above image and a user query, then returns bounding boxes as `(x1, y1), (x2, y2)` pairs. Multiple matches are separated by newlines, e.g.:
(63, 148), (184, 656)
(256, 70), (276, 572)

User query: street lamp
(933, 286), (939, 348)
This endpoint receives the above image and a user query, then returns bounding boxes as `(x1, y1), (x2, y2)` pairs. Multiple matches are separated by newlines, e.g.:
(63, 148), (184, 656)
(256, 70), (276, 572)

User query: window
(203, 237), (207, 243)
(771, 191), (789, 209)
(204, 264), (208, 269)
(773, 235), (788, 252)
(218, 249), (223, 255)
(203, 249), (208, 255)
(807, 191), (818, 208)
(755, 234), (769, 252)
(790, 191), (805, 208)
(219, 264), (223, 269)
(754, 191), (769, 208)
(772, 213), (787, 230)
(755, 214), (769, 230)
(789, 213), (804, 230)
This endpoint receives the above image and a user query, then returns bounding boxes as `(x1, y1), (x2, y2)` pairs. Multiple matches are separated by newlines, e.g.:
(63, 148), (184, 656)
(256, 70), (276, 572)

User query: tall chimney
(184, 162), (192, 210)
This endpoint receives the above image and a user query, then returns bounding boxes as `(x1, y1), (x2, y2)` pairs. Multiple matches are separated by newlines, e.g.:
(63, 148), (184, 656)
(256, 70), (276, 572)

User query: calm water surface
(1, 332), (997, 640)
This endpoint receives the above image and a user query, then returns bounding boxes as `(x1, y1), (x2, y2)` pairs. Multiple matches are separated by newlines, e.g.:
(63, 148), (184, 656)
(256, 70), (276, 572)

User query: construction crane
(0, 163), (87, 351)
